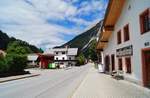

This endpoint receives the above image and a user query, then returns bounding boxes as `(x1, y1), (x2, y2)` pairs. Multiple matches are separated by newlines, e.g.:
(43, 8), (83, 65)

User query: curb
(0, 74), (40, 83)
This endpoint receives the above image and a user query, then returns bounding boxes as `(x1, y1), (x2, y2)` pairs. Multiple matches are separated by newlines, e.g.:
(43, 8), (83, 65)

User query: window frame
(123, 24), (130, 42)
(117, 30), (122, 44)
(125, 57), (132, 74)
(139, 8), (150, 34)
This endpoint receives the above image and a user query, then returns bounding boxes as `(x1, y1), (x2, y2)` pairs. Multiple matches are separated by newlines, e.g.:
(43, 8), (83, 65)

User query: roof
(52, 48), (68, 52)
(97, 0), (125, 50)
(27, 54), (38, 61)
(38, 53), (54, 57)
(45, 48), (78, 56)
(67, 48), (78, 55)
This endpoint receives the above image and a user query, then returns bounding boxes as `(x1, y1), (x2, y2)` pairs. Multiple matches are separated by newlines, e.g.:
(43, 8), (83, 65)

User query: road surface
(0, 64), (90, 98)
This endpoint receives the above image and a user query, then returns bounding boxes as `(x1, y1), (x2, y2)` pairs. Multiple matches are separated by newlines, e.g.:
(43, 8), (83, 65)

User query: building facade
(48, 48), (78, 68)
(27, 54), (38, 67)
(0, 50), (6, 57)
(97, 0), (150, 87)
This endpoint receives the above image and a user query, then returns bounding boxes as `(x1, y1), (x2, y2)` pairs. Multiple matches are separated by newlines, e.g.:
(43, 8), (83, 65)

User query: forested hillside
(0, 30), (43, 53)
(59, 21), (102, 51)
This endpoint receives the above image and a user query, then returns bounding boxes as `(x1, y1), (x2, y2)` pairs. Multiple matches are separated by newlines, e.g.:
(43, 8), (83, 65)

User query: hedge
(0, 56), (8, 73)
(0, 54), (27, 73)
(6, 54), (27, 72)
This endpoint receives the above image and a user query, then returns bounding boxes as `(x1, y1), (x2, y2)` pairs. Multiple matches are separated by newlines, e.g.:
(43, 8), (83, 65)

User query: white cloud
(77, 0), (106, 16)
(0, 0), (107, 50)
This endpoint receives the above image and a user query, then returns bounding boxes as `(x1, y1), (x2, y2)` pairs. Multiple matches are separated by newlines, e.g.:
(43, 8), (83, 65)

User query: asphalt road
(0, 64), (90, 98)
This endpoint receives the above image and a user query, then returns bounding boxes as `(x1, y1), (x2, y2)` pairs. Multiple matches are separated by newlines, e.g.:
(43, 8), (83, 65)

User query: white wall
(103, 0), (150, 84)
(67, 55), (75, 60)
(54, 51), (66, 55)
(54, 55), (67, 60)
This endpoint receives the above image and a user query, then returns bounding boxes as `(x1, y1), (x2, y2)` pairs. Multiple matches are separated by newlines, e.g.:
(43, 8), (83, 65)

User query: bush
(0, 56), (8, 73)
(77, 53), (85, 65)
(6, 54), (27, 72)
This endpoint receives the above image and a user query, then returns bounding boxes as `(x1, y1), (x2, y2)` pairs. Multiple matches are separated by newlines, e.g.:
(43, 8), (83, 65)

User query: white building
(0, 50), (6, 57)
(47, 48), (78, 68)
(27, 54), (39, 67)
(97, 0), (150, 87)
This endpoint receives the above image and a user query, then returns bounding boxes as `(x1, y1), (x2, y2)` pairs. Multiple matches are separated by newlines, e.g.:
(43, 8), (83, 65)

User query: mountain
(0, 31), (10, 50)
(0, 30), (43, 53)
(58, 20), (102, 52)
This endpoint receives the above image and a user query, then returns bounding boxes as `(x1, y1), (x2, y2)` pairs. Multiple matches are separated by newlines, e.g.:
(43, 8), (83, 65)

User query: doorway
(104, 55), (110, 72)
(111, 54), (115, 71)
(142, 48), (150, 87)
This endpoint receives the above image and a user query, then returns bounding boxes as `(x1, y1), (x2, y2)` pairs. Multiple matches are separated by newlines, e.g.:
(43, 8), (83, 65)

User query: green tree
(0, 56), (8, 73)
(84, 39), (98, 61)
(7, 41), (32, 55)
(77, 53), (85, 65)
(6, 41), (30, 72)
(6, 54), (27, 72)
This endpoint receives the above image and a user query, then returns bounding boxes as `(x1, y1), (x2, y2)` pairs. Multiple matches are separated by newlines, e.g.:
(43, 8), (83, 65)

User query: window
(62, 52), (65, 54)
(118, 58), (122, 70)
(124, 24), (130, 41)
(69, 57), (71, 60)
(62, 57), (65, 60)
(140, 8), (150, 34)
(125, 57), (132, 74)
(117, 30), (122, 44)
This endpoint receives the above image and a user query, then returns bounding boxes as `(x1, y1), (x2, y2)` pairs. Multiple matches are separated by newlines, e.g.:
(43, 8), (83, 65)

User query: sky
(0, 0), (108, 50)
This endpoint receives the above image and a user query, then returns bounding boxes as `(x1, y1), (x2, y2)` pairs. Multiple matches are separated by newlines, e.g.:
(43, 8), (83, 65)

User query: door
(111, 54), (115, 71)
(104, 55), (110, 72)
(142, 48), (150, 87)
(118, 58), (123, 70)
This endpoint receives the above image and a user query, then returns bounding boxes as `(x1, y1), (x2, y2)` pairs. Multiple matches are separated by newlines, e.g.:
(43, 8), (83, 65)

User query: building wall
(103, 0), (150, 84)
(54, 55), (68, 60)
(54, 51), (66, 56)
(54, 54), (77, 68)
(59, 62), (68, 68)
(67, 55), (76, 60)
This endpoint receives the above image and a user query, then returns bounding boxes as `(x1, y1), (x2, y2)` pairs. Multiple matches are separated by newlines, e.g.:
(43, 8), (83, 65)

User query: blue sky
(0, 0), (108, 50)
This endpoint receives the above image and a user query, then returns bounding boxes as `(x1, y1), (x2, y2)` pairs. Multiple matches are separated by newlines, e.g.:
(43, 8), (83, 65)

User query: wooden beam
(96, 49), (103, 51)
(104, 25), (114, 31)
(100, 41), (108, 43)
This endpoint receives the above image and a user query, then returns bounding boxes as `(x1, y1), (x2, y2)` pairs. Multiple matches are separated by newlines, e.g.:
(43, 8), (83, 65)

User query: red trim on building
(141, 47), (150, 87)
(139, 8), (150, 34)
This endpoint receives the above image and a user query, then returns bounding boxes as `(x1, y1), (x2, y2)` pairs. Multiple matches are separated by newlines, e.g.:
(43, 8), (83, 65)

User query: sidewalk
(71, 66), (150, 98)
(0, 73), (40, 83)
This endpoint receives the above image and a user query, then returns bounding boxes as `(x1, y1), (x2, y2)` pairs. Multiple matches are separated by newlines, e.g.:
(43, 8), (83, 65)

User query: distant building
(46, 47), (78, 68)
(27, 54), (39, 67)
(38, 53), (54, 69)
(0, 50), (6, 57)
(97, 0), (150, 87)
